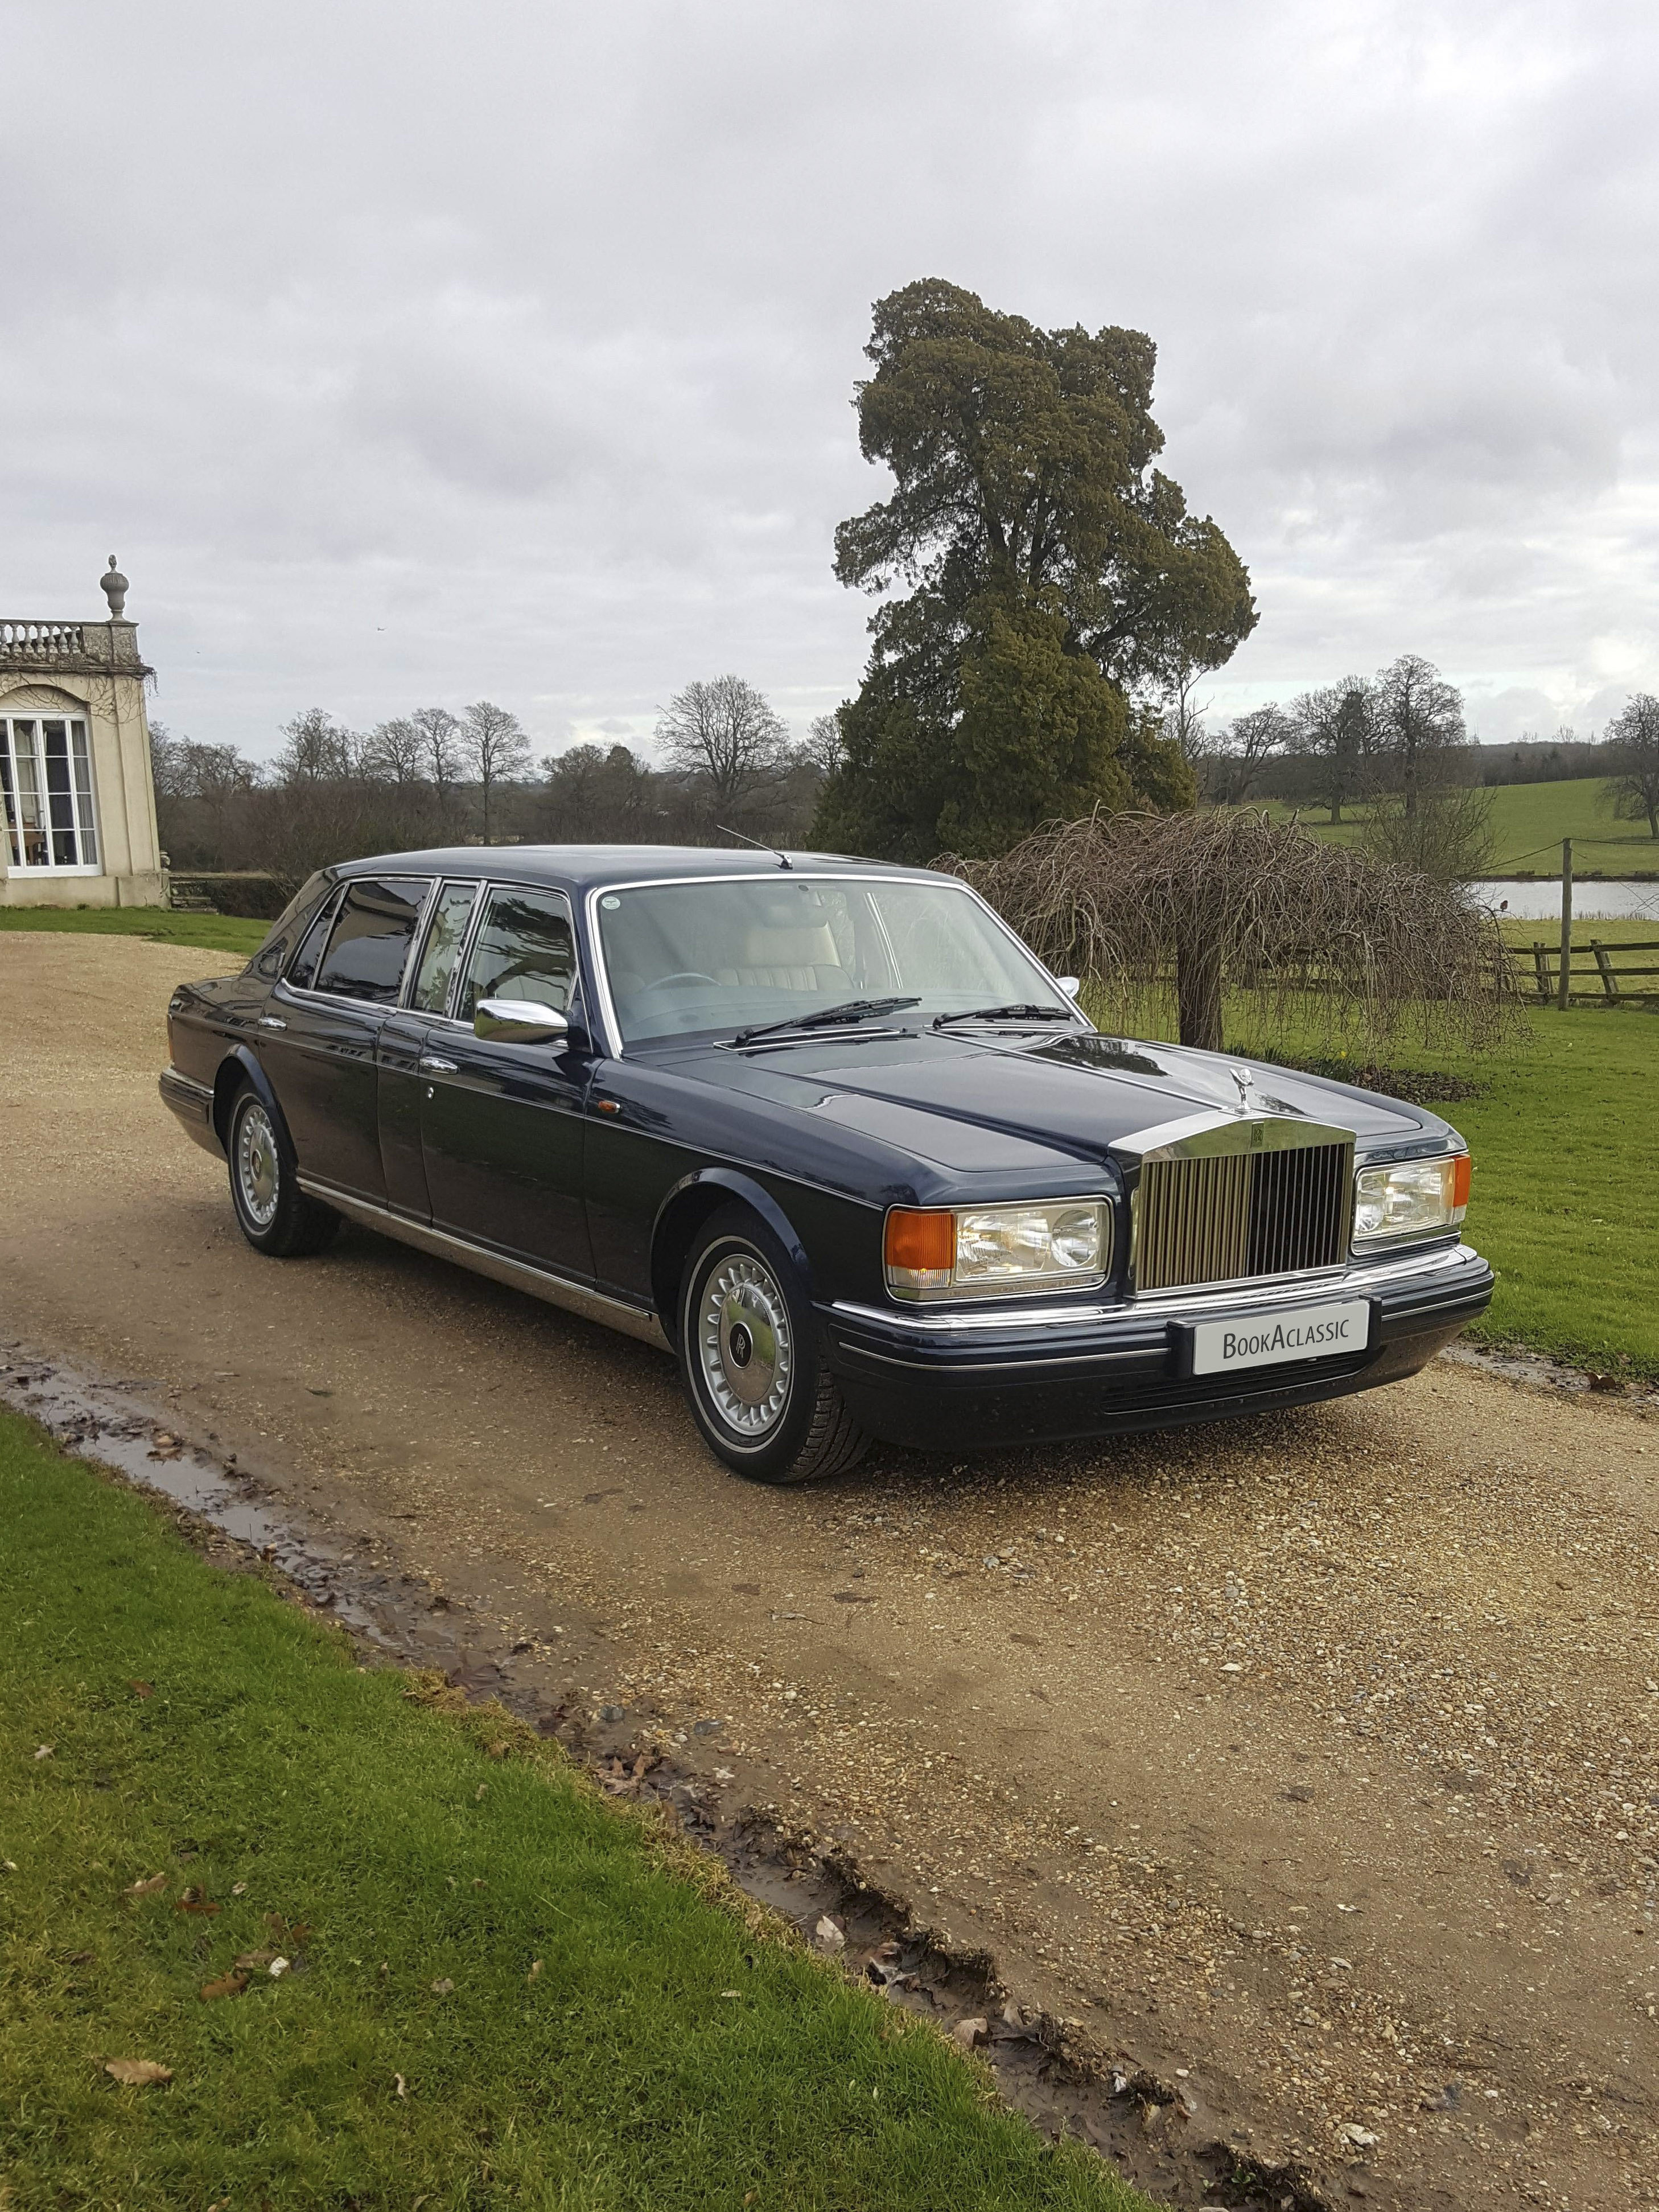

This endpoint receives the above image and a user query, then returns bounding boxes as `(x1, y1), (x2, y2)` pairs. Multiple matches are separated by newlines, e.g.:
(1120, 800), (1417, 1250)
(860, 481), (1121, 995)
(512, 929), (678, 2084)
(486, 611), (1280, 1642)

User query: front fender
(649, 1167), (816, 1345)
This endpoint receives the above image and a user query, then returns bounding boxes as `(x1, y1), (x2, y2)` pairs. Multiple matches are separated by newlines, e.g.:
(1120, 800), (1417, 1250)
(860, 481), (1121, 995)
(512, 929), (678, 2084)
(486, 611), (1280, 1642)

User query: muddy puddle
(1, 1346), (1329, 2212)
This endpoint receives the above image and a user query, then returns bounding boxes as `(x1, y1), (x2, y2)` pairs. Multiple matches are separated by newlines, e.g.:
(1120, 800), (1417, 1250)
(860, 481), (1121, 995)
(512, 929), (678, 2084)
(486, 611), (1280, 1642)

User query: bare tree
(1208, 704), (1293, 805)
(276, 707), (357, 784)
(365, 717), (427, 787)
(1373, 654), (1465, 819)
(1603, 693), (1659, 837)
(804, 709), (847, 778)
(461, 698), (532, 844)
(940, 808), (1516, 1058)
(656, 675), (791, 823)
(1288, 679), (1376, 824)
(412, 706), (467, 826)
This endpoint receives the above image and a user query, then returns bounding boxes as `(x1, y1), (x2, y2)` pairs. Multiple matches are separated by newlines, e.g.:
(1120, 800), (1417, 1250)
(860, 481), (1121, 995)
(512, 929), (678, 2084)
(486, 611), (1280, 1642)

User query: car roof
(333, 844), (952, 893)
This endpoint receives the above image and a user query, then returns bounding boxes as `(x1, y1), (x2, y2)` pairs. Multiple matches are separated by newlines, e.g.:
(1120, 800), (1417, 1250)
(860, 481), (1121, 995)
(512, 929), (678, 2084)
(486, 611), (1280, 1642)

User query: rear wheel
(678, 1205), (867, 1485)
(227, 1086), (339, 1258)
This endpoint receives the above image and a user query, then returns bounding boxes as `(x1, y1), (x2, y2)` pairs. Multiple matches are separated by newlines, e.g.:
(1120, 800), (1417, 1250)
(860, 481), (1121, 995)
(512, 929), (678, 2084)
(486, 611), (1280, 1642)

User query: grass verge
(1259, 776), (1659, 872)
(0, 1408), (1146, 2212)
(0, 905), (266, 957)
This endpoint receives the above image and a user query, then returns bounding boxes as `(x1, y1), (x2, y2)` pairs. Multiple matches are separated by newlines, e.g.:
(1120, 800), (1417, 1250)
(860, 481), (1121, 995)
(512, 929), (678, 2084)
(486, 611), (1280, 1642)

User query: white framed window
(1, 716), (100, 873)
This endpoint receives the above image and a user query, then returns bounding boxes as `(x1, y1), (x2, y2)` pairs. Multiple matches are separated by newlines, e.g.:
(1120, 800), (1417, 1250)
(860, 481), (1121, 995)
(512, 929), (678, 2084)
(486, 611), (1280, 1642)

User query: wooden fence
(1528, 938), (1659, 1005)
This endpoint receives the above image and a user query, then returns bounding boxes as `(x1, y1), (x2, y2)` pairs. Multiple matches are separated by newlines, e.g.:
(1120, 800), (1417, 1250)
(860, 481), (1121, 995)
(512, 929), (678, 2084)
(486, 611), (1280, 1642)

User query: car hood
(656, 1026), (1443, 1175)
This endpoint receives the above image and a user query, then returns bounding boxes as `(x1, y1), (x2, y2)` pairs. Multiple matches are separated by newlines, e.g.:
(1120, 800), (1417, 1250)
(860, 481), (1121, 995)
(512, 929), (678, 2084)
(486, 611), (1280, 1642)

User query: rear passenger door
(264, 875), (431, 1201)
(418, 882), (594, 1280)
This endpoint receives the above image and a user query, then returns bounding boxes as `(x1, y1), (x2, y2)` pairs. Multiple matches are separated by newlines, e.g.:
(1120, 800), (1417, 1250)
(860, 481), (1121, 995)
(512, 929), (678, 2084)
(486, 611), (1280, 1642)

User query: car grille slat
(1136, 1138), (1353, 1292)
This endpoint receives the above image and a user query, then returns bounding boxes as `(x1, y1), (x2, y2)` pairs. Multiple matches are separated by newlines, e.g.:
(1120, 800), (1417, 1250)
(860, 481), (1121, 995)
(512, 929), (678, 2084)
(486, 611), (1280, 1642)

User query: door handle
(258, 1015), (287, 1030)
(418, 1054), (459, 1074)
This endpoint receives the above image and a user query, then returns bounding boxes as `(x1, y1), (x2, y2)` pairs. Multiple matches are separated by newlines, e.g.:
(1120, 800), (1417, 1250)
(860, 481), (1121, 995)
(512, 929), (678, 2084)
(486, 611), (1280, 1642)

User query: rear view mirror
(1057, 976), (1081, 1000)
(475, 998), (569, 1045)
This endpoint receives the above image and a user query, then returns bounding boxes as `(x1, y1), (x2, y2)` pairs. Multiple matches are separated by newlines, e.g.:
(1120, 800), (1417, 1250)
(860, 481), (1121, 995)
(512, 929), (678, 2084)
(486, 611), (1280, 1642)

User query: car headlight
(1352, 1154), (1470, 1247)
(884, 1200), (1111, 1300)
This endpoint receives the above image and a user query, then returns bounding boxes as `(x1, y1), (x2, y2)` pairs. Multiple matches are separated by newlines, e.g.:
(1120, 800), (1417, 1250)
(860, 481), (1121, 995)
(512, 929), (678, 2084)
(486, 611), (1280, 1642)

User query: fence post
(1592, 940), (1619, 1002)
(1556, 838), (1573, 1009)
(1532, 941), (1551, 1002)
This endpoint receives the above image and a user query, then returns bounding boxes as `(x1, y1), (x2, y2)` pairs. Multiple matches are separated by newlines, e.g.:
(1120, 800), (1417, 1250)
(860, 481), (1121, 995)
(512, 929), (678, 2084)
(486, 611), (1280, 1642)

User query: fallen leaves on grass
(125, 1874), (168, 1898)
(32, 1746), (52, 1761)
(430, 1978), (455, 1995)
(234, 1950), (277, 1971)
(127, 1680), (153, 1699)
(175, 1888), (221, 1916)
(526, 1960), (542, 1982)
(267, 1957), (291, 1979)
(393, 2073), (407, 2098)
(104, 2059), (172, 2087)
(231, 1881), (247, 1896)
(200, 1971), (249, 2001)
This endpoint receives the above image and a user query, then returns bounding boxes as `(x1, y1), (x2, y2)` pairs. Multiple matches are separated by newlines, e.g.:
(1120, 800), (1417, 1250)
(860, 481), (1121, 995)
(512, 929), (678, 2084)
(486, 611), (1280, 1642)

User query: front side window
(595, 874), (1071, 1045)
(1, 716), (99, 871)
(310, 877), (431, 1004)
(456, 886), (576, 1025)
(410, 880), (481, 1015)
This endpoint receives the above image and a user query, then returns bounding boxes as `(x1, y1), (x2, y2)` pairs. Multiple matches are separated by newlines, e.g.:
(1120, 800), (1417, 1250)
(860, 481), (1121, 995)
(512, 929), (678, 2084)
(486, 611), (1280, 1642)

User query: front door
(262, 874), (431, 1202)
(418, 882), (593, 1280)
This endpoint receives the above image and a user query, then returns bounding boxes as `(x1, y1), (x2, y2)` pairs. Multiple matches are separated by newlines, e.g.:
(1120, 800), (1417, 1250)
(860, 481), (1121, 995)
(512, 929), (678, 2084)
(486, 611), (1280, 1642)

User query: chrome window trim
(427, 876), (579, 1030)
(582, 869), (1092, 1060)
(403, 875), (487, 1021)
(277, 873), (437, 1015)
(830, 1239), (1484, 1335)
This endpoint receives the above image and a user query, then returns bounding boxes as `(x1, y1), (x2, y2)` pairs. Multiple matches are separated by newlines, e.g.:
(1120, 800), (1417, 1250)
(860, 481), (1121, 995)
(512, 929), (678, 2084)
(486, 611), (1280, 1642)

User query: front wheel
(678, 1205), (868, 1485)
(227, 1086), (340, 1258)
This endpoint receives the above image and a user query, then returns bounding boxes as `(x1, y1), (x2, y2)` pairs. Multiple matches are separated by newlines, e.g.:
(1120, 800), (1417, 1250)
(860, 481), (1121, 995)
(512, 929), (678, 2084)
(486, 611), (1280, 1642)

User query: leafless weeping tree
(940, 809), (1517, 1057)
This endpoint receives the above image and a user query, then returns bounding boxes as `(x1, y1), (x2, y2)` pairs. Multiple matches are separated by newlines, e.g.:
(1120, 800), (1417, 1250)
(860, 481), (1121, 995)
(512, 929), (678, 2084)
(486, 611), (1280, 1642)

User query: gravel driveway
(3, 932), (1656, 2211)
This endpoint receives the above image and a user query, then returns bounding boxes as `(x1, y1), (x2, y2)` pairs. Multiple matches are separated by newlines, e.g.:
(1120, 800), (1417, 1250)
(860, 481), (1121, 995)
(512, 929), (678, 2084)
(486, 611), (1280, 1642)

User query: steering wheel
(646, 971), (718, 991)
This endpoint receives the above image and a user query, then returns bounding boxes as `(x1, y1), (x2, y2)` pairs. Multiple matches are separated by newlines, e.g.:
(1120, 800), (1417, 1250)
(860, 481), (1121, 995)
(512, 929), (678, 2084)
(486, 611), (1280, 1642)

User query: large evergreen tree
(813, 279), (1256, 861)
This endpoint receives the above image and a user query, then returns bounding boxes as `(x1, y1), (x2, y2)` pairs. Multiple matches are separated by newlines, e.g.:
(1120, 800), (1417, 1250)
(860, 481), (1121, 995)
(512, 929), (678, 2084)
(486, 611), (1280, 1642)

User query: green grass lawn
(1262, 776), (1659, 874)
(1250, 1008), (1658, 1380)
(0, 1408), (1146, 2212)
(0, 905), (267, 957)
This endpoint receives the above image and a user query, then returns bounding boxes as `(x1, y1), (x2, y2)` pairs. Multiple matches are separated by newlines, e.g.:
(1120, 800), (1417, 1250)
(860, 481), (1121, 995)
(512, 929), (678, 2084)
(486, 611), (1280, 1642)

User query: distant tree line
(1184, 667), (1659, 869)
(150, 678), (829, 900)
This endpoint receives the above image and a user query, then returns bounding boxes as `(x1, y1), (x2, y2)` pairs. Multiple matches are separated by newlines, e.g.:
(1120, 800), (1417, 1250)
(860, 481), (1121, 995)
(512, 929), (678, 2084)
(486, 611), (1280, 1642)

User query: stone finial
(100, 554), (129, 620)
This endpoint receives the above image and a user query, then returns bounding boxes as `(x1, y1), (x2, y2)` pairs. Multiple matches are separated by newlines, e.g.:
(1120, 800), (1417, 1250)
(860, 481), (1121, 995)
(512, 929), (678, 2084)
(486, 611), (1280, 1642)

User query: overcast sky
(5, 0), (1656, 760)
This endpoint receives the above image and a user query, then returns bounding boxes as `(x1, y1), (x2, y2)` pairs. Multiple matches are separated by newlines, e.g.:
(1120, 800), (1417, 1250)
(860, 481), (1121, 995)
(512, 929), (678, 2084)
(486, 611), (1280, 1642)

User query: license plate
(1188, 1298), (1371, 1376)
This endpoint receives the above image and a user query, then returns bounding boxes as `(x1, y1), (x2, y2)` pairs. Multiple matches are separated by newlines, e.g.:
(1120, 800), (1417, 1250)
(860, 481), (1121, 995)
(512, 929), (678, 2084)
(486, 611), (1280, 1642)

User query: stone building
(1, 558), (166, 907)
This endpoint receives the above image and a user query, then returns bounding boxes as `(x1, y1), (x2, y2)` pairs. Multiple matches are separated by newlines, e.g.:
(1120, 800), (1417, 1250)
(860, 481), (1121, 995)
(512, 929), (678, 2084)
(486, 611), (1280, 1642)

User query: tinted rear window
(311, 878), (430, 1004)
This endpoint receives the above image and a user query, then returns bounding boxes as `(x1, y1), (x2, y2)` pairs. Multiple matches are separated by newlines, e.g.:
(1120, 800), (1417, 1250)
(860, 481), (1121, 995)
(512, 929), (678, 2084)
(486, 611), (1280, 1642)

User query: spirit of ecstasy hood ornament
(1232, 1064), (1254, 1110)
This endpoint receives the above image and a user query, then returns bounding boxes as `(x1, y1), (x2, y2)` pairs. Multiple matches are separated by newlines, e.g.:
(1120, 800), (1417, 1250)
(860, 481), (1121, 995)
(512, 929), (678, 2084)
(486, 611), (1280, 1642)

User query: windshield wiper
(931, 1002), (1073, 1030)
(732, 996), (920, 1046)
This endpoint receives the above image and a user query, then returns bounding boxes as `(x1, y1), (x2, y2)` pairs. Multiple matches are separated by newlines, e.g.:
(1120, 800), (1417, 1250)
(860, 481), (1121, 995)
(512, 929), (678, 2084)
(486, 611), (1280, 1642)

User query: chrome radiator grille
(1135, 1139), (1354, 1292)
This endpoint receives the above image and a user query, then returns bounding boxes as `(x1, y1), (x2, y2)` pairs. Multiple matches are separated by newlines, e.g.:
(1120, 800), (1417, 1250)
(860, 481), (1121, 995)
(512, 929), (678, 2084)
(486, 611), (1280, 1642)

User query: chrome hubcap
(236, 1103), (280, 1228)
(697, 1251), (792, 1436)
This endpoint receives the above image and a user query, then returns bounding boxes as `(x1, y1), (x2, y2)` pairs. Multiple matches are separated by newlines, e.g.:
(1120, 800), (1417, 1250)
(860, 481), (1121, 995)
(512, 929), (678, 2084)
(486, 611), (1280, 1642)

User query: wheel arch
(212, 1046), (290, 1155)
(650, 1169), (813, 1348)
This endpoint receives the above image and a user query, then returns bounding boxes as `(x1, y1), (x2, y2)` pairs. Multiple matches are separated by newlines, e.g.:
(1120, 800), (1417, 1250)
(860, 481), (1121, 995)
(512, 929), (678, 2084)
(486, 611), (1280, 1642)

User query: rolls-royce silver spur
(160, 845), (1492, 1484)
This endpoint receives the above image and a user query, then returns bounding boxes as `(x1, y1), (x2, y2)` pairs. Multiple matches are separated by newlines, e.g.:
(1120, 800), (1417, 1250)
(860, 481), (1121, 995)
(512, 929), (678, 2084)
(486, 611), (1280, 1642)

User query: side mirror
(1057, 976), (1081, 1000)
(475, 997), (569, 1045)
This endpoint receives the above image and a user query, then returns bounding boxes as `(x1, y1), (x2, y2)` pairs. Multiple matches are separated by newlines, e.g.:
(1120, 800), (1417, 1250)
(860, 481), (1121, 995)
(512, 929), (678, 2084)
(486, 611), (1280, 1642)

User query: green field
(0, 1406), (1144, 2212)
(1265, 775), (1659, 875)
(0, 905), (267, 956)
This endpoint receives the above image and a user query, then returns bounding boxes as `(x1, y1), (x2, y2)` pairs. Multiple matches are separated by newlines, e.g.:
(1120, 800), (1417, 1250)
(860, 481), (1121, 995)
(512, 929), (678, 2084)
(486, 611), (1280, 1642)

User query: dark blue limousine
(160, 846), (1492, 1483)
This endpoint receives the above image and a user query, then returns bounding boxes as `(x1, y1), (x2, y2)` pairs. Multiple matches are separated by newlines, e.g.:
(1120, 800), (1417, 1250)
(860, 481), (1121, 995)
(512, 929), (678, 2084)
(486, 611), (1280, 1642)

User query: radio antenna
(717, 825), (793, 870)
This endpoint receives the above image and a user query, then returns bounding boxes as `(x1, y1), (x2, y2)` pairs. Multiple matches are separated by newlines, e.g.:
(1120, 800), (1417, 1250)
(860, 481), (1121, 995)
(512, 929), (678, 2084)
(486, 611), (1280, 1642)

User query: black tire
(226, 1084), (340, 1259)
(678, 1204), (868, 1485)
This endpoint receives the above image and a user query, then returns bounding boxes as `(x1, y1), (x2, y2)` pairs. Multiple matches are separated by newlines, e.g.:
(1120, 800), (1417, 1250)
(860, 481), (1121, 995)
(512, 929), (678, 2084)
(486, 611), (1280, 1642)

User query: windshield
(594, 874), (1076, 1046)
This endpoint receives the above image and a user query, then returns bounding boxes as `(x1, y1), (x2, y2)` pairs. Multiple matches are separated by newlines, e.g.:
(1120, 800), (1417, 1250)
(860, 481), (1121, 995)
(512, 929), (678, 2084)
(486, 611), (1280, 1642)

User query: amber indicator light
(883, 1208), (955, 1273)
(1452, 1154), (1471, 1208)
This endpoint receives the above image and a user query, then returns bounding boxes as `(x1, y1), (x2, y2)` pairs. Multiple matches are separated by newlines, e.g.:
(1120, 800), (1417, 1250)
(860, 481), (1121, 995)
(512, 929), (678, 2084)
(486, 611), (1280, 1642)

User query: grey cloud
(2, 0), (1656, 756)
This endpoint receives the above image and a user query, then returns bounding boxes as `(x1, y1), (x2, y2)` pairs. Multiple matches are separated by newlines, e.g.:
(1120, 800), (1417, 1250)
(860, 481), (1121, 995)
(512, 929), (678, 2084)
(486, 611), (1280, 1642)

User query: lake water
(1471, 878), (1659, 923)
